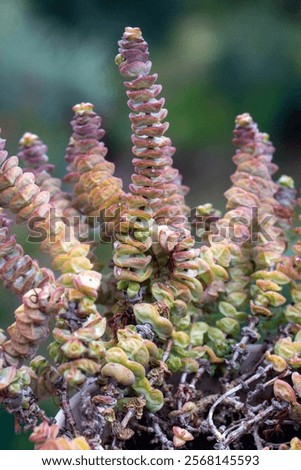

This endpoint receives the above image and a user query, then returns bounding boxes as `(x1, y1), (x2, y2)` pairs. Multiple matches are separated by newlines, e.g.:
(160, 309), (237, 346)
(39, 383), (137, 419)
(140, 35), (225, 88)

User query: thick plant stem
(18, 132), (88, 238)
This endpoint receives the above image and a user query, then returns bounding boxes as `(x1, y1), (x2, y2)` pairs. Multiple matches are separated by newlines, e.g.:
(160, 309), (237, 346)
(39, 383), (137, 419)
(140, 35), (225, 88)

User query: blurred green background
(1, 0), (301, 448)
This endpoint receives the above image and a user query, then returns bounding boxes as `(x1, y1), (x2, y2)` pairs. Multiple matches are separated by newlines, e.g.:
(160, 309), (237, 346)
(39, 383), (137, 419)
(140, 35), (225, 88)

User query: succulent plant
(0, 26), (301, 450)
